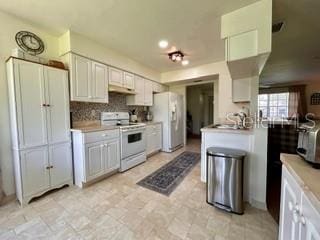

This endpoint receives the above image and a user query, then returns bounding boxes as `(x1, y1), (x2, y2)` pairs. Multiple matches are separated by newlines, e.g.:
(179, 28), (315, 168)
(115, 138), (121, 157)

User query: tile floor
(0, 139), (278, 240)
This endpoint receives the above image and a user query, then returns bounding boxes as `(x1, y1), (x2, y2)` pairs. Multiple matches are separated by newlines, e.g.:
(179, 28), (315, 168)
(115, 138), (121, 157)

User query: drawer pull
(102, 134), (108, 137)
(300, 215), (306, 225)
(293, 211), (299, 223)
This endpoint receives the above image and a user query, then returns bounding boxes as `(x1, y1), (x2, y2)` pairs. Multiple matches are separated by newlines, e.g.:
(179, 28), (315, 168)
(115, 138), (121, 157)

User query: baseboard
(250, 199), (267, 210)
(0, 193), (16, 206)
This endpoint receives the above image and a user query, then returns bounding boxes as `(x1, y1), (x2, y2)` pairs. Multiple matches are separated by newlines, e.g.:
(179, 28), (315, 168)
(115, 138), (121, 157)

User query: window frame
(258, 92), (289, 119)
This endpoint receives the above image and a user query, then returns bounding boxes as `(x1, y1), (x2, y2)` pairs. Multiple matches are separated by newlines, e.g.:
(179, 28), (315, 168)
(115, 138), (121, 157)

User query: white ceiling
(0, 0), (257, 72)
(261, 0), (320, 85)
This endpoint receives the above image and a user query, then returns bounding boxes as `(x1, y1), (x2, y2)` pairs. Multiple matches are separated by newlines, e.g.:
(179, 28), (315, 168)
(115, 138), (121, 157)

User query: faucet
(233, 112), (247, 129)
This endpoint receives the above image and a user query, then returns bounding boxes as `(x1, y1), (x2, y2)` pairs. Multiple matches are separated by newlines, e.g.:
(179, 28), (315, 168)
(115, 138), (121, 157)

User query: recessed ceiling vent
(272, 21), (284, 34)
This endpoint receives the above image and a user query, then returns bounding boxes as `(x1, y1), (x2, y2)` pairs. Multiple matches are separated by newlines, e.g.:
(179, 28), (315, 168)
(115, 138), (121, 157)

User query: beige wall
(162, 61), (254, 122)
(306, 81), (320, 118)
(59, 31), (161, 82)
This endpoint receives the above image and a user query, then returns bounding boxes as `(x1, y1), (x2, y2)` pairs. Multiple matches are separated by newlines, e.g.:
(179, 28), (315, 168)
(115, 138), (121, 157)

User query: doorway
(186, 83), (214, 140)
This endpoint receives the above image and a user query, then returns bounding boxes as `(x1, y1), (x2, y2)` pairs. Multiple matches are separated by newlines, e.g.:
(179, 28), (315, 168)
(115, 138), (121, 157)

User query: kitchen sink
(211, 124), (241, 130)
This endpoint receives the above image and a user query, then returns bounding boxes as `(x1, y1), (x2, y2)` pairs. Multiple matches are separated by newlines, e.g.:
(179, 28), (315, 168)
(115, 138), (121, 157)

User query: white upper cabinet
(91, 61), (108, 103)
(127, 77), (153, 106)
(13, 60), (48, 149)
(109, 67), (123, 87)
(127, 75), (145, 106)
(232, 78), (251, 102)
(45, 67), (71, 144)
(226, 30), (258, 62)
(123, 71), (135, 90)
(144, 79), (153, 106)
(69, 54), (108, 103)
(221, 0), (272, 79)
(70, 54), (91, 101)
(152, 82), (167, 93)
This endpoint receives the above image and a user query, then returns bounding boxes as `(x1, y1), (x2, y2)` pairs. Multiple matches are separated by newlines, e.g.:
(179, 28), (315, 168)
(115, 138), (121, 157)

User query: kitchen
(0, 0), (320, 239)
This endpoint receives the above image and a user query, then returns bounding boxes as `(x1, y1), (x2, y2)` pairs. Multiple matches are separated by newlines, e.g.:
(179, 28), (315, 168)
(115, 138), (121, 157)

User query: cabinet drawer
(151, 123), (162, 132)
(146, 124), (161, 134)
(84, 129), (119, 144)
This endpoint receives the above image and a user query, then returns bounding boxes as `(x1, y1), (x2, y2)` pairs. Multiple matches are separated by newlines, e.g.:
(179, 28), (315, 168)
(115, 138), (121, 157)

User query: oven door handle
(121, 128), (146, 133)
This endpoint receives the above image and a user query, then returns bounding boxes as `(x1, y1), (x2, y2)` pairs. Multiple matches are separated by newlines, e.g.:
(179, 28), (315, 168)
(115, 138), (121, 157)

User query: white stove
(101, 112), (146, 172)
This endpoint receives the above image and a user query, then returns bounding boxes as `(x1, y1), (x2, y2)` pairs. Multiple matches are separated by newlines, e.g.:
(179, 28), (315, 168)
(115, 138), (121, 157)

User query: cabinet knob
(46, 166), (50, 170)
(293, 211), (299, 223)
(300, 215), (306, 225)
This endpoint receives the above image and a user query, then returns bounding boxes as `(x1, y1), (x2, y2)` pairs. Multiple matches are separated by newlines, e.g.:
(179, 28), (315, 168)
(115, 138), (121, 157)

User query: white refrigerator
(152, 92), (184, 152)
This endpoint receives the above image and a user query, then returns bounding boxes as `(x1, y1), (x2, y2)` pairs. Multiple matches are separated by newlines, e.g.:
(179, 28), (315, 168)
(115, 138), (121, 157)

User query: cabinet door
(20, 146), (50, 197)
(92, 62), (108, 103)
(144, 79), (153, 106)
(70, 54), (92, 101)
(233, 78), (251, 102)
(146, 126), (154, 155)
(227, 30), (258, 61)
(14, 60), (48, 149)
(109, 67), (123, 87)
(105, 140), (120, 171)
(85, 142), (105, 181)
(154, 125), (162, 151)
(279, 167), (302, 240)
(48, 143), (73, 187)
(127, 76), (145, 105)
(300, 193), (320, 240)
(45, 67), (70, 144)
(123, 72), (135, 90)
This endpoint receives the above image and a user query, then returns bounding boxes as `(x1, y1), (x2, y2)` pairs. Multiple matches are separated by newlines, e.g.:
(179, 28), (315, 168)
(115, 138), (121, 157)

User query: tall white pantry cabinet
(7, 58), (73, 205)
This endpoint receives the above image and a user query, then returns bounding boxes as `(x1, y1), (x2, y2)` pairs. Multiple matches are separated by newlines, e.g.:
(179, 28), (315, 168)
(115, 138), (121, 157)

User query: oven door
(121, 128), (146, 159)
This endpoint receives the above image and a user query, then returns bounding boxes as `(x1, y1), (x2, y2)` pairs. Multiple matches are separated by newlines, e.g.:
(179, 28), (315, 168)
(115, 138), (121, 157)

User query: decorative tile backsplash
(70, 93), (145, 122)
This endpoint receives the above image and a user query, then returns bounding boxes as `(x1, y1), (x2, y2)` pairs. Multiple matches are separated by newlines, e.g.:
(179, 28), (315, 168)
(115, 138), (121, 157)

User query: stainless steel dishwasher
(206, 147), (246, 214)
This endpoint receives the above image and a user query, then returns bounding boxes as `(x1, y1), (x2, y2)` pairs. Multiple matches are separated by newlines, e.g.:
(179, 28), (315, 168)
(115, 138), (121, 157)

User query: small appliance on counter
(129, 109), (138, 123)
(297, 121), (320, 168)
(145, 109), (153, 121)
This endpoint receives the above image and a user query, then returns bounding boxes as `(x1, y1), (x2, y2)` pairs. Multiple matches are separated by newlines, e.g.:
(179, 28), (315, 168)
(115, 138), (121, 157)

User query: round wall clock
(15, 31), (45, 55)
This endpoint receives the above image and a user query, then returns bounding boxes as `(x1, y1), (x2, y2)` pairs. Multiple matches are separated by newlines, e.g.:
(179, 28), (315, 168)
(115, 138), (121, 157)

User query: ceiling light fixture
(182, 60), (189, 66)
(158, 40), (169, 49)
(168, 50), (184, 62)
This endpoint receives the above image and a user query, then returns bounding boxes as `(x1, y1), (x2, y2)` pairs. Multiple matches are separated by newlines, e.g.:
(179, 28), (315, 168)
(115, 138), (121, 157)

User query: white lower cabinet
(20, 146), (51, 198)
(72, 130), (120, 188)
(17, 142), (73, 205)
(48, 143), (73, 187)
(146, 123), (162, 156)
(279, 166), (320, 240)
(86, 142), (105, 181)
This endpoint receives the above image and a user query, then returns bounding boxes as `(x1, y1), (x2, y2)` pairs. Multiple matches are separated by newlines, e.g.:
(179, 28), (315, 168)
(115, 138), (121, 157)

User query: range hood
(108, 85), (136, 95)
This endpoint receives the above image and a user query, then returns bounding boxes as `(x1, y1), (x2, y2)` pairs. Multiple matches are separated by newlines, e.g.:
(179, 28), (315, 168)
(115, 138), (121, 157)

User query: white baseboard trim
(250, 199), (267, 210)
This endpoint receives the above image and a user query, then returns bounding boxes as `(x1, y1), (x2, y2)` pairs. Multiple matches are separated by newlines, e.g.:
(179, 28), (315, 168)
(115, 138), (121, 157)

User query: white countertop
(71, 121), (120, 133)
(70, 120), (162, 133)
(140, 121), (162, 126)
(280, 154), (320, 213)
(201, 124), (253, 135)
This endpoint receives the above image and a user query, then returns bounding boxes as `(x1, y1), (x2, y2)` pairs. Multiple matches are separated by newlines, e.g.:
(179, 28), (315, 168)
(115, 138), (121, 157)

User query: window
(258, 93), (289, 119)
